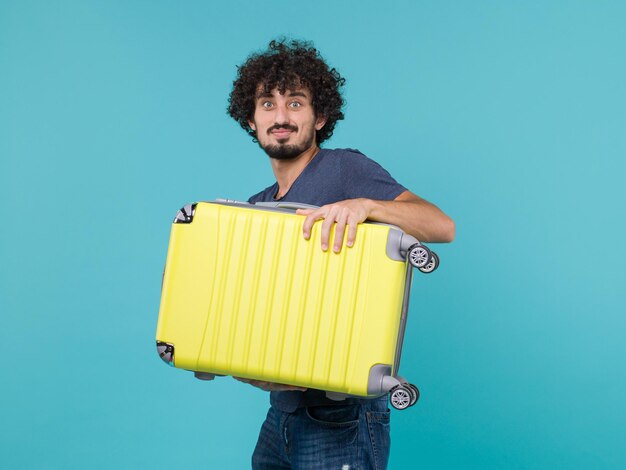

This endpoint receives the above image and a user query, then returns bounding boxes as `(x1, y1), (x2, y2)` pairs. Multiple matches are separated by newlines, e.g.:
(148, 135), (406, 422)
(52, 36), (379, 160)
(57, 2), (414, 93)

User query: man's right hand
(234, 377), (307, 392)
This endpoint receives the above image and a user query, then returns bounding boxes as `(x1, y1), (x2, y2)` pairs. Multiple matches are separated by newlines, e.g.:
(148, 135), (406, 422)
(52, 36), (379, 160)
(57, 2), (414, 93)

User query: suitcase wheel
(418, 251), (439, 274)
(408, 244), (431, 268)
(390, 383), (419, 410)
(407, 384), (420, 404)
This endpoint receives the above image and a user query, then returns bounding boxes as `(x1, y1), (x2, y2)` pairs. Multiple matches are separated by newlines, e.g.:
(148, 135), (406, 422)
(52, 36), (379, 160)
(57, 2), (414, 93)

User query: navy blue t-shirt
(248, 148), (406, 206)
(248, 148), (407, 412)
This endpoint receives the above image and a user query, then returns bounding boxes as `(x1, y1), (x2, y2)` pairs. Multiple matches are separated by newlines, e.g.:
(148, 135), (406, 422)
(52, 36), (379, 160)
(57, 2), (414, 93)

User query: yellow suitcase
(155, 200), (439, 410)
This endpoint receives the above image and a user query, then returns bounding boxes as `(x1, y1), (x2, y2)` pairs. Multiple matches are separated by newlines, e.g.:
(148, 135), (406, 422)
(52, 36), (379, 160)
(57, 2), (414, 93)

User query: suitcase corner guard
(173, 203), (197, 224)
(156, 341), (175, 366)
(368, 364), (393, 395)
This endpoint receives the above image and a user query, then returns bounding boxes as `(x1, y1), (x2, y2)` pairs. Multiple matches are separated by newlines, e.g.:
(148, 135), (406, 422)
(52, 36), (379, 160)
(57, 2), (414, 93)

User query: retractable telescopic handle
(214, 198), (320, 212)
(254, 201), (319, 211)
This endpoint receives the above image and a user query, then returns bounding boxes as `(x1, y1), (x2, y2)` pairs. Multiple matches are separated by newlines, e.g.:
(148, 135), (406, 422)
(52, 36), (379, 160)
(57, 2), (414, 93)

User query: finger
(346, 219), (359, 247)
(320, 212), (337, 251)
(333, 214), (349, 253)
(296, 208), (314, 215)
(302, 211), (325, 240)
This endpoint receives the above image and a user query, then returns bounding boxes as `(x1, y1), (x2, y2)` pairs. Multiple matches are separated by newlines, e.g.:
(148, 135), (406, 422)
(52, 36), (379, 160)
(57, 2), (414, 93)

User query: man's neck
(270, 145), (321, 199)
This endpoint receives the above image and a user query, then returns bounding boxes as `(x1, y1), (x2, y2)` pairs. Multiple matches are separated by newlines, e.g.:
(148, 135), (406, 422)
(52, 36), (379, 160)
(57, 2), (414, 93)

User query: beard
(261, 142), (310, 160)
(258, 125), (316, 160)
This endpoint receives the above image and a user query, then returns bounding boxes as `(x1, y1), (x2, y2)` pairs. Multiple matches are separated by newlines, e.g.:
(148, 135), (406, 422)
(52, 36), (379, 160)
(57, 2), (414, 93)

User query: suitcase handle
(254, 201), (320, 211)
(214, 199), (319, 212)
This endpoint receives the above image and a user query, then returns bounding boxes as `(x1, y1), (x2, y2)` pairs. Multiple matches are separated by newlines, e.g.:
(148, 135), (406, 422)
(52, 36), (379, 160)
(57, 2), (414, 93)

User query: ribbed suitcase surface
(156, 202), (408, 396)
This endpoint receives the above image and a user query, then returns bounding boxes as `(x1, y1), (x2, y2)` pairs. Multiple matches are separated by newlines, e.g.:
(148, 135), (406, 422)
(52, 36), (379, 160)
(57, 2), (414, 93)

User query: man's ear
(248, 120), (256, 131)
(315, 116), (327, 131)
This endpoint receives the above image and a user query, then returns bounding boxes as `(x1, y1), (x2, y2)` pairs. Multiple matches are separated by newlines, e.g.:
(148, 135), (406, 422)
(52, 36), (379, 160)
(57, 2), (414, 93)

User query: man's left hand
(234, 377), (307, 392)
(296, 199), (372, 253)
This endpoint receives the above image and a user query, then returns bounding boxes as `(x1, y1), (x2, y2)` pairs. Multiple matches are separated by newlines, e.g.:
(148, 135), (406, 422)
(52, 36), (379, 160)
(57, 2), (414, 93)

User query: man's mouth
(269, 126), (297, 140)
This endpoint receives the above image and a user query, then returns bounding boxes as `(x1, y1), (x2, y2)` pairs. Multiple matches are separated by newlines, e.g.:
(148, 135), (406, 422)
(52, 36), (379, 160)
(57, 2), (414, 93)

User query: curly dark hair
(227, 39), (346, 145)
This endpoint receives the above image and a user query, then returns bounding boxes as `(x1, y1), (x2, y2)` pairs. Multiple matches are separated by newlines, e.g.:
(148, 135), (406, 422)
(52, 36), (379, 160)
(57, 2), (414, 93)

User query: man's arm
(297, 190), (455, 252)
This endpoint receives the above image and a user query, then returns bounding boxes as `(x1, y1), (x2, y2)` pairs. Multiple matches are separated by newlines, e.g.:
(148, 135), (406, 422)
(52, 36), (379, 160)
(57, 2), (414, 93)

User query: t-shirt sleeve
(340, 150), (407, 201)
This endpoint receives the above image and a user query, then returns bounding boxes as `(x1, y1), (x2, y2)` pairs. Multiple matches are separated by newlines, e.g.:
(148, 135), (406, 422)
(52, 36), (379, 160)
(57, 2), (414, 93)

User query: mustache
(268, 124), (298, 133)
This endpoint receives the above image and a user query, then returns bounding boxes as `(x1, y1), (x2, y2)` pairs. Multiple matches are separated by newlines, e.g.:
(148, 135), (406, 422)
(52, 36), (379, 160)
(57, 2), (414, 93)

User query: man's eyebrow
(255, 90), (309, 100)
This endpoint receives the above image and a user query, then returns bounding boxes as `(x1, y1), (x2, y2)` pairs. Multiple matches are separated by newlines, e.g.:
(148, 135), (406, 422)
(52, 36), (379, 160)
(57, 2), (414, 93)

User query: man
(227, 39), (454, 470)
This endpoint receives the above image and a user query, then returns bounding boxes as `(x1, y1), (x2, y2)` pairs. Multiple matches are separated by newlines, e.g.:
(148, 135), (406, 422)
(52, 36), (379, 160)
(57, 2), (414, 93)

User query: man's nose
(274, 105), (289, 125)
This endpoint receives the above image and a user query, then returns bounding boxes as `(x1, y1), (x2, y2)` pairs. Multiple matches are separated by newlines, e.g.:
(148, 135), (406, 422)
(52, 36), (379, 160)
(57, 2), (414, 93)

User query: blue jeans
(252, 396), (390, 469)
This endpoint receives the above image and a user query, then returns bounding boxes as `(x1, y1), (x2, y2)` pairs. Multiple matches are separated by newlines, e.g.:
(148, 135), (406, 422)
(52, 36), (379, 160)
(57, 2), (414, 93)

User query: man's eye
(262, 101), (273, 108)
(289, 101), (302, 108)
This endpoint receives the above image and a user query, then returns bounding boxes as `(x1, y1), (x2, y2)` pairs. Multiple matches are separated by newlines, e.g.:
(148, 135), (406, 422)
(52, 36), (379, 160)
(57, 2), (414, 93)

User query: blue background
(1, 1), (625, 468)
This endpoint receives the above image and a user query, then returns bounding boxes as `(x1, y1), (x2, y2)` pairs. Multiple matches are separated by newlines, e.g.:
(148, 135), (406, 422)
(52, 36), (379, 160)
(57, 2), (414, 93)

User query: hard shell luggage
(155, 200), (439, 410)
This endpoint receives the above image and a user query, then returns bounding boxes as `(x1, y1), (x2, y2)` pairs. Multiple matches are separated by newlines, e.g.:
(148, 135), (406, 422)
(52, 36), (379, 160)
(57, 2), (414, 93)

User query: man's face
(248, 86), (327, 160)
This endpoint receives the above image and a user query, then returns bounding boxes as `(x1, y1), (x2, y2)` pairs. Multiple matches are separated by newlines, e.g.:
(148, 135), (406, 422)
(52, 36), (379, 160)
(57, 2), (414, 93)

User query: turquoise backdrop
(1, 1), (625, 468)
